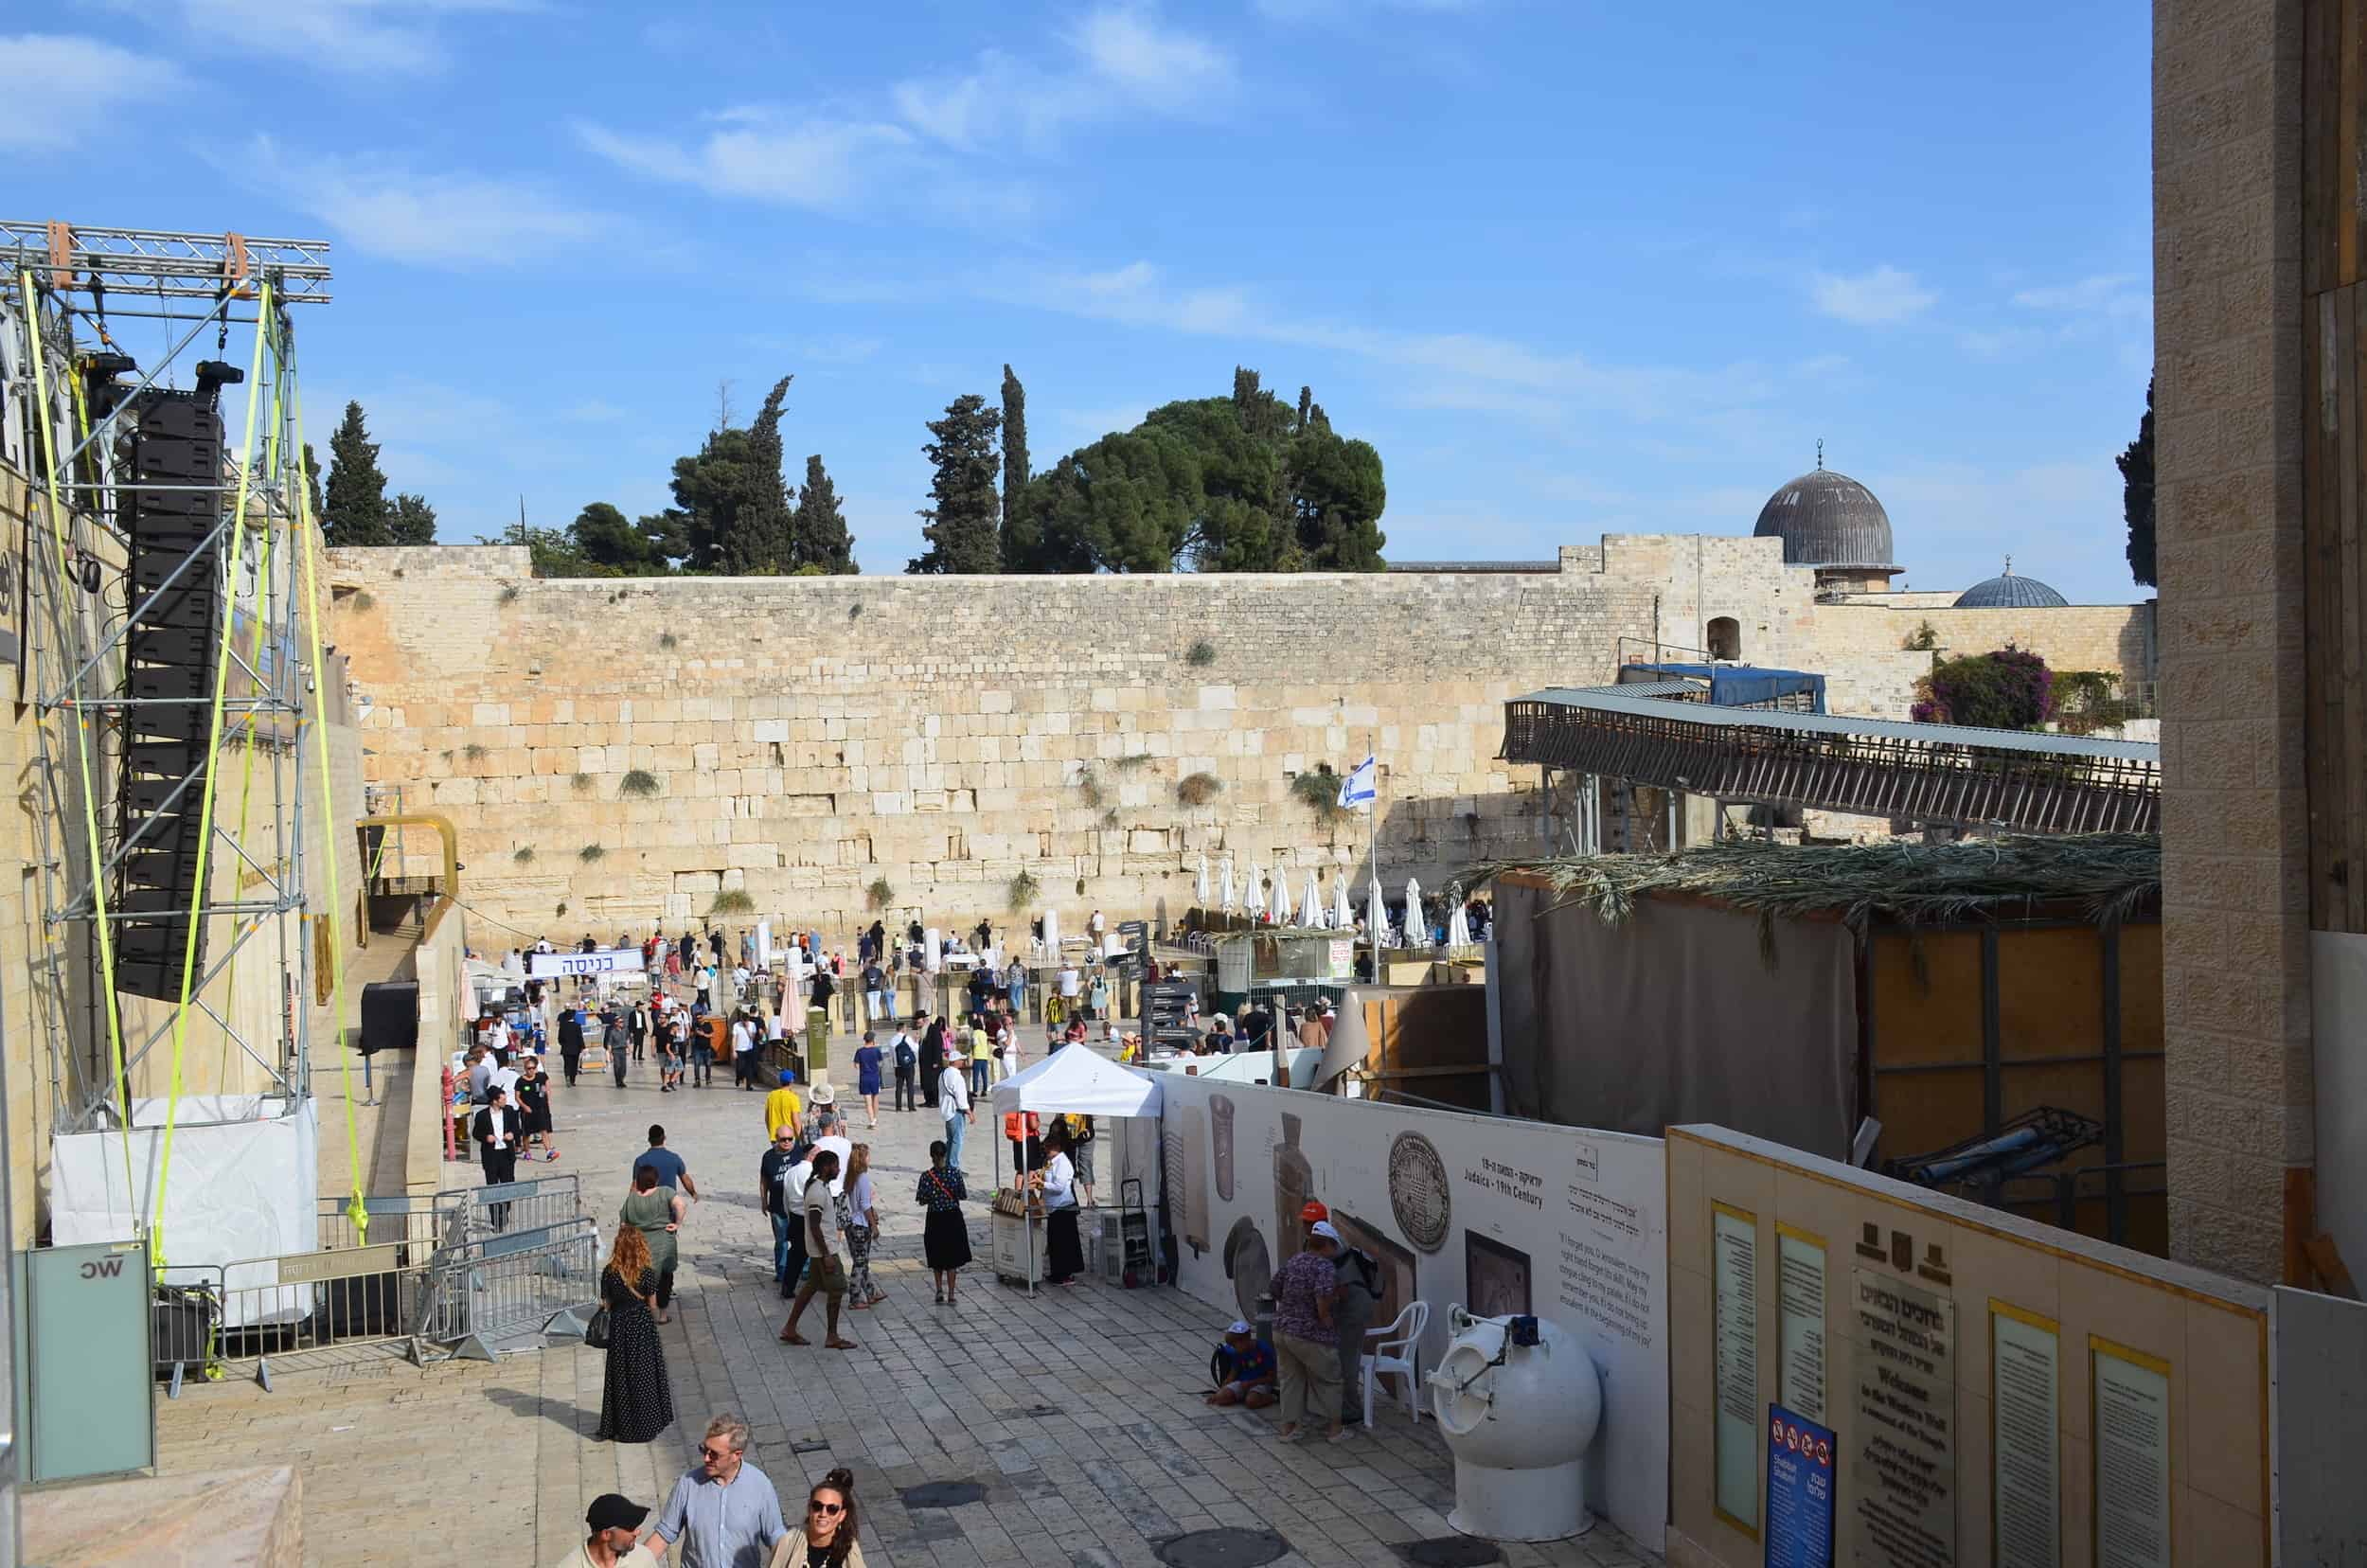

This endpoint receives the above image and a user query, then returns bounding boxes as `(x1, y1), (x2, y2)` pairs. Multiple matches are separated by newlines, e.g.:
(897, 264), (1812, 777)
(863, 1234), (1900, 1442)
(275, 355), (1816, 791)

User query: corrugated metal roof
(1518, 686), (2160, 762)
(1567, 680), (1707, 701)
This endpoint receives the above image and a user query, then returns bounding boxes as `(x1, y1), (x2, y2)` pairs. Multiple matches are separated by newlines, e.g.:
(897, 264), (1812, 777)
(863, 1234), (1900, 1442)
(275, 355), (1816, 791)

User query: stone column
(2153, 0), (2311, 1283)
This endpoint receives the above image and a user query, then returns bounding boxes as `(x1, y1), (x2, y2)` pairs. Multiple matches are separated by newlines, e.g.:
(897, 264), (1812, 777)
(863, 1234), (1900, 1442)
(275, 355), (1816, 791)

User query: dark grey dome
(1954, 561), (2068, 609)
(1753, 466), (1896, 570)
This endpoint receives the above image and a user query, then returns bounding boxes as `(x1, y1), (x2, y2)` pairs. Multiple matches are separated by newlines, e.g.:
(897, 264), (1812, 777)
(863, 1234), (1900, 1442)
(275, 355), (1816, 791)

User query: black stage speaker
(114, 389), (223, 1001)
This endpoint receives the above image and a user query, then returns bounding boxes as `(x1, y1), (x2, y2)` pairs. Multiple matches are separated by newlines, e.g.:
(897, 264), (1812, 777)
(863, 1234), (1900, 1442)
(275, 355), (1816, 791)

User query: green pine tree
(790, 454), (858, 574)
(321, 401), (391, 546)
(2121, 375), (2155, 588)
(909, 394), (1003, 574)
(718, 376), (793, 575)
(386, 493), (437, 545)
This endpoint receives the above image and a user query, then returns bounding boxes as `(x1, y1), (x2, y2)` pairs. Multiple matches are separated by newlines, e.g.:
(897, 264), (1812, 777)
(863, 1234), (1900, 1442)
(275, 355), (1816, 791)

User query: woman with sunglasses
(765, 1467), (865, 1568)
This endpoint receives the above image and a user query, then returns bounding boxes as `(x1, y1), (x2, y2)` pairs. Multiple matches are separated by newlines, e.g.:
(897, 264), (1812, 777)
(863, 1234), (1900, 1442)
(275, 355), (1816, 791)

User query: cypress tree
(717, 375), (793, 574)
(909, 394), (1002, 574)
(1001, 365), (1030, 562)
(322, 401), (391, 546)
(791, 454), (858, 574)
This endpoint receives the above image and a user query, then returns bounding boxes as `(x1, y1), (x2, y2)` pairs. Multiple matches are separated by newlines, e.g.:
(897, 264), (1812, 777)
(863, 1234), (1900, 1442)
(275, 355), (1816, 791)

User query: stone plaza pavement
(157, 1032), (1656, 1568)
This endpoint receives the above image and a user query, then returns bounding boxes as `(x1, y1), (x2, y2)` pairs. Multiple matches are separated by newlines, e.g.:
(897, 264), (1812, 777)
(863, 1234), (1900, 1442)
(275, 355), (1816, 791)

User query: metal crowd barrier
(316, 1192), (463, 1253)
(429, 1215), (602, 1362)
(453, 1173), (581, 1244)
(155, 1240), (442, 1395)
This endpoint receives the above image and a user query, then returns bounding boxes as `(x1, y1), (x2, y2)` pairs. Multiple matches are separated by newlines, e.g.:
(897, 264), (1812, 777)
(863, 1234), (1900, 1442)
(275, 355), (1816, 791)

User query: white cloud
(151, 0), (535, 74)
(0, 34), (183, 151)
(2012, 273), (2146, 316)
(242, 136), (608, 266)
(985, 259), (1760, 420)
(892, 6), (1233, 151)
(574, 113), (920, 211)
(1810, 265), (1936, 326)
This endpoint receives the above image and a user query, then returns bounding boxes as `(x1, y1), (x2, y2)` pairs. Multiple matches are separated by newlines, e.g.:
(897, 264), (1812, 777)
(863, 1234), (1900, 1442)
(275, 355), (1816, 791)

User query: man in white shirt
(731, 1014), (759, 1090)
(938, 1057), (973, 1174)
(779, 1149), (854, 1349)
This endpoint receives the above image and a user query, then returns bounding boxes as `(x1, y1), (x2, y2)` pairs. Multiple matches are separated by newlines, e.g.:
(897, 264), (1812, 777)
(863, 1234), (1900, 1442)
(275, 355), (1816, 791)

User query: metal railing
(452, 1173), (581, 1245)
(156, 1241), (443, 1393)
(429, 1217), (602, 1361)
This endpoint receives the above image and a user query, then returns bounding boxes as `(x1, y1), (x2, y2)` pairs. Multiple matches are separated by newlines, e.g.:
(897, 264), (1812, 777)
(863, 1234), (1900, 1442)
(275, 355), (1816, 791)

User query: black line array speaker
(114, 390), (223, 1002)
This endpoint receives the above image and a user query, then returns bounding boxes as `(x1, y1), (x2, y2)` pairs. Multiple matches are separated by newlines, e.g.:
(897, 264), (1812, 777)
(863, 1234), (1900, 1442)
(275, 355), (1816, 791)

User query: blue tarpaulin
(1621, 661), (1827, 713)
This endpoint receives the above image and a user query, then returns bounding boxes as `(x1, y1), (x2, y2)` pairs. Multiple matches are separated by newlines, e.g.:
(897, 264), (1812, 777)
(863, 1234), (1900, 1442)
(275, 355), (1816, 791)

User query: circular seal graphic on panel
(1388, 1131), (1451, 1254)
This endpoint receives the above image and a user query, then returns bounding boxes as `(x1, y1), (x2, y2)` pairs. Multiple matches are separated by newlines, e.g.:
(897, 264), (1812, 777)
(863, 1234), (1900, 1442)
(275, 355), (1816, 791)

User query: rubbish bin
(805, 1006), (830, 1073)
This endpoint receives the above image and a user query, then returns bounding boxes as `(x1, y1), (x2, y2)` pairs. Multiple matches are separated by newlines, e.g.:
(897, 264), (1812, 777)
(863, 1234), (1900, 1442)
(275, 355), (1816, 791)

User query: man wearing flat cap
(554, 1492), (658, 1568)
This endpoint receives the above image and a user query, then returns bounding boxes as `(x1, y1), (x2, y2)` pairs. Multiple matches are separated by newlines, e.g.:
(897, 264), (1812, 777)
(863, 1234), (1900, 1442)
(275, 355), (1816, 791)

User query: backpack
(1340, 1247), (1384, 1299)
(895, 1038), (917, 1071)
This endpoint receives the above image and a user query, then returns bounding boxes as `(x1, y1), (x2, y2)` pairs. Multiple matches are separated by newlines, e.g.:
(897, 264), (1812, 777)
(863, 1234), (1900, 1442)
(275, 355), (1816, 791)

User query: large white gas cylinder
(1427, 1309), (1603, 1541)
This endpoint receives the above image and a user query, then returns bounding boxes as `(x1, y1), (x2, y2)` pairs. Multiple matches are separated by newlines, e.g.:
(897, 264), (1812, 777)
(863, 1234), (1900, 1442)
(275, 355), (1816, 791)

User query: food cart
(988, 1045), (1163, 1293)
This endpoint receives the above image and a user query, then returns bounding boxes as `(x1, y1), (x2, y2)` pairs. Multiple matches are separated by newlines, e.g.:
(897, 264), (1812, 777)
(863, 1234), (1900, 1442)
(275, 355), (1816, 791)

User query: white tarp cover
(991, 1044), (1164, 1117)
(53, 1096), (319, 1325)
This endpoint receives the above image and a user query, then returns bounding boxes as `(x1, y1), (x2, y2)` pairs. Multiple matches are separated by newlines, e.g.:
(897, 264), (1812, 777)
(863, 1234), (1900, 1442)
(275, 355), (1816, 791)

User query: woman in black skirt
(595, 1221), (674, 1443)
(1037, 1123), (1086, 1288)
(514, 1057), (555, 1159)
(916, 1139), (970, 1304)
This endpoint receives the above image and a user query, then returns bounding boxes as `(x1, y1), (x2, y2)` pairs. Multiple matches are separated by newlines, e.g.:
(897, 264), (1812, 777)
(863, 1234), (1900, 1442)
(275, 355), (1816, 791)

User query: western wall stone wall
(331, 540), (2157, 941)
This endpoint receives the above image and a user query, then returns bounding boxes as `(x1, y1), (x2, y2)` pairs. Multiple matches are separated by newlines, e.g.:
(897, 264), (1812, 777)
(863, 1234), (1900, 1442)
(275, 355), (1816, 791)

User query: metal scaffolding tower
(0, 222), (335, 1140)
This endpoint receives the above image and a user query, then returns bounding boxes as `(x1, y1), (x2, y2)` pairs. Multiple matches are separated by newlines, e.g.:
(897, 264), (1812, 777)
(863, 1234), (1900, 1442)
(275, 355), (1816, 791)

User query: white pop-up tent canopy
(991, 1043), (1165, 1118)
(989, 1046), (1164, 1292)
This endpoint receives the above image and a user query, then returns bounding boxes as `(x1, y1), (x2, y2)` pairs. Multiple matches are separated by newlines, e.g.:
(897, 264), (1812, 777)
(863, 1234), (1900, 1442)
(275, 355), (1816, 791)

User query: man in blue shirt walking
(645, 1413), (783, 1567)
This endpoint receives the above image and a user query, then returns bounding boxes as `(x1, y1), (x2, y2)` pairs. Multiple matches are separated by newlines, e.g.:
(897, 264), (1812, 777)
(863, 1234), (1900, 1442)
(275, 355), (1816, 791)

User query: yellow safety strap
(18, 272), (136, 1203)
(285, 369), (368, 1244)
(150, 276), (274, 1272)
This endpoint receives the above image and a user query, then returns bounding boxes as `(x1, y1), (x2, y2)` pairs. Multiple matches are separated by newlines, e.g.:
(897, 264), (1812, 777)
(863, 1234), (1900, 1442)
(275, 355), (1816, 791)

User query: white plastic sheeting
(52, 1096), (319, 1325)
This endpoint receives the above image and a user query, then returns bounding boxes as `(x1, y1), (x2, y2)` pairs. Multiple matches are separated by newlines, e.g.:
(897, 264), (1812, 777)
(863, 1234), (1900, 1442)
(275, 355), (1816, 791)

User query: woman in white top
(1036, 1123), (1085, 1287)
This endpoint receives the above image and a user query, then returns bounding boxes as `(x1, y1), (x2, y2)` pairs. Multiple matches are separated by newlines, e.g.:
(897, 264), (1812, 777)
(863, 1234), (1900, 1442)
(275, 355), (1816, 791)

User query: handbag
(583, 1304), (613, 1349)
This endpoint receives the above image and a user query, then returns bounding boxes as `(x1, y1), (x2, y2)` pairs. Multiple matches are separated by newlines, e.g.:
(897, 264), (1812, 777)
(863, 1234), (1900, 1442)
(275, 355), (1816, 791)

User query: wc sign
(1764, 1401), (1837, 1567)
(80, 1255), (126, 1279)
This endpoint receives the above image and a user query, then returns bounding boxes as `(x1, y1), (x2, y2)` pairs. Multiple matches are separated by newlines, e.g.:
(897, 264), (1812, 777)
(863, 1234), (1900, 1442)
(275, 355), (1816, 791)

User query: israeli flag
(1338, 755), (1378, 810)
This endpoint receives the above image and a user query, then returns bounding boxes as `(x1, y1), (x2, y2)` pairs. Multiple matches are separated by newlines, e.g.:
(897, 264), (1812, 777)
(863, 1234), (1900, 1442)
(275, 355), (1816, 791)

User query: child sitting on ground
(1204, 1321), (1277, 1409)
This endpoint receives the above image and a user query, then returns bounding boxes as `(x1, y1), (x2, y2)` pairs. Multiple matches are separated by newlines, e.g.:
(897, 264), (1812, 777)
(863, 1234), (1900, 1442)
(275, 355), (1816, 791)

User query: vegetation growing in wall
(1185, 639), (1216, 667)
(1904, 620), (1939, 651)
(1912, 648), (2054, 730)
(1290, 763), (1349, 825)
(498, 584), (521, 604)
(556, 900), (568, 917)
(658, 632), (679, 650)
(579, 844), (606, 862)
(1077, 767), (1104, 809)
(513, 846), (535, 864)
(1177, 772), (1222, 806)
(867, 877), (894, 910)
(1007, 869), (1040, 911)
(1113, 752), (1151, 772)
(619, 769), (662, 798)
(712, 889), (756, 915)
(463, 742), (488, 762)
(571, 773), (595, 793)
(2052, 669), (2145, 736)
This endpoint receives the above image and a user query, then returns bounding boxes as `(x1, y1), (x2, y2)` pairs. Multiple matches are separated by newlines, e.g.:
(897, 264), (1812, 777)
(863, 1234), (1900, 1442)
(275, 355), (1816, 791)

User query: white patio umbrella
(1246, 858), (1264, 921)
(1447, 898), (1472, 948)
(1302, 869), (1326, 929)
(1219, 857), (1237, 915)
(1270, 865), (1293, 926)
(1041, 908), (1059, 955)
(1197, 854), (1210, 909)
(1332, 874), (1354, 932)
(1367, 866), (1387, 944)
(1404, 875), (1428, 949)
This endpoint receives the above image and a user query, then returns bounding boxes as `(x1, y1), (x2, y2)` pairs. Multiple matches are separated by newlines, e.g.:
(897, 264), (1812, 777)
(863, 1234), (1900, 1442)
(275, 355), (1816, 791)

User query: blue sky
(9, 1), (2152, 600)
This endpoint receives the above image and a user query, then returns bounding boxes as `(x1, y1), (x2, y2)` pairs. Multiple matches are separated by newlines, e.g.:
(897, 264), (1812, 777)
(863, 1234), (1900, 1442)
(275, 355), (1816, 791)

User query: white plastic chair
(1363, 1300), (1430, 1426)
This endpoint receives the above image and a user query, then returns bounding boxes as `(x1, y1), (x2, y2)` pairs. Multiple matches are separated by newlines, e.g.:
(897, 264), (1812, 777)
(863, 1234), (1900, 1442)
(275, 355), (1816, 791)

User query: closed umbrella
(1270, 865), (1293, 926)
(1404, 876), (1427, 949)
(1219, 857), (1237, 916)
(1197, 854), (1210, 910)
(1367, 867), (1387, 946)
(1246, 858), (1264, 922)
(1041, 909), (1059, 956)
(1447, 899), (1472, 948)
(1332, 874), (1354, 932)
(1302, 869), (1326, 929)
